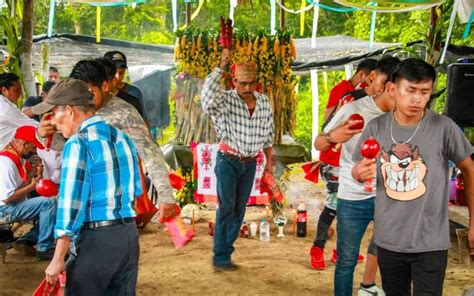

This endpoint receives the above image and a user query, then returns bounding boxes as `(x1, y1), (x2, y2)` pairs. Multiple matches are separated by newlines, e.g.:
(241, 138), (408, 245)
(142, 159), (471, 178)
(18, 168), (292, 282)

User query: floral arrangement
(174, 166), (197, 207)
(174, 26), (298, 144)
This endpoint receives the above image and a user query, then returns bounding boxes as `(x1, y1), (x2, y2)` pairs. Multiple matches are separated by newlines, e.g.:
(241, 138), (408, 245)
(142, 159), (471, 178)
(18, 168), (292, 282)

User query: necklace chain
(390, 111), (424, 144)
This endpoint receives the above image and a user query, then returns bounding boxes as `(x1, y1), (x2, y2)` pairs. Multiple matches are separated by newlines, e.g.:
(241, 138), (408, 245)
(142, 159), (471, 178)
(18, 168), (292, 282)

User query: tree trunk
(41, 42), (50, 81)
(20, 0), (36, 97)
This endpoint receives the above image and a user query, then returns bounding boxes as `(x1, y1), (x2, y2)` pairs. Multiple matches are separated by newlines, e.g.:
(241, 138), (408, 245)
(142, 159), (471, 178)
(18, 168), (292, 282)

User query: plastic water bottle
(260, 218), (270, 241)
(297, 201), (307, 237)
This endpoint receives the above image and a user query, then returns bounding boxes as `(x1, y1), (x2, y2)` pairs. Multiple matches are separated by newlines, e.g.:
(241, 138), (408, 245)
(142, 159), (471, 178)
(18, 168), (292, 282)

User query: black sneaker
(13, 240), (36, 257)
(37, 248), (55, 261)
(213, 262), (239, 272)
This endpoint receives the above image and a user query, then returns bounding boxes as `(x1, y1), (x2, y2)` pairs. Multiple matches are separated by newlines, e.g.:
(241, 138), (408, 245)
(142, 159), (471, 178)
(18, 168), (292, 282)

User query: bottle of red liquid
(240, 221), (249, 238)
(296, 201), (307, 237)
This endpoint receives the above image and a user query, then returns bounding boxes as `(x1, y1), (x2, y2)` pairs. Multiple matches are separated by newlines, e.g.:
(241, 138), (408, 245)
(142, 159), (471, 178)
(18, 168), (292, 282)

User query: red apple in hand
(348, 113), (364, 130)
(36, 179), (58, 197)
(360, 137), (380, 159)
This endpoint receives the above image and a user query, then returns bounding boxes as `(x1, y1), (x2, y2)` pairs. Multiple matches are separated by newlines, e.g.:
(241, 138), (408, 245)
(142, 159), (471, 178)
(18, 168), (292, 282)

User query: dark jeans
(213, 152), (256, 265)
(0, 196), (56, 252)
(377, 247), (448, 296)
(313, 206), (337, 249)
(334, 197), (375, 296)
(65, 221), (139, 296)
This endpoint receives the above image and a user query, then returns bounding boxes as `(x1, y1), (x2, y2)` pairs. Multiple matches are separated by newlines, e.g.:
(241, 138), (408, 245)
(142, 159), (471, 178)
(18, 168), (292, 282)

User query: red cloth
(326, 80), (354, 109)
(320, 80), (355, 167)
(0, 150), (27, 181)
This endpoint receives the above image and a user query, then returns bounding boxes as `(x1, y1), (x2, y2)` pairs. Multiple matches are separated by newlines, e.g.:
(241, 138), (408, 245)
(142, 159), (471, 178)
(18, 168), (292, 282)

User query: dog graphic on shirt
(380, 143), (427, 201)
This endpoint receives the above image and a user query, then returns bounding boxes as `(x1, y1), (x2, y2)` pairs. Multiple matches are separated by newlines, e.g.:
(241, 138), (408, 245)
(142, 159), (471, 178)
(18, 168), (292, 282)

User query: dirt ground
(1, 171), (473, 296)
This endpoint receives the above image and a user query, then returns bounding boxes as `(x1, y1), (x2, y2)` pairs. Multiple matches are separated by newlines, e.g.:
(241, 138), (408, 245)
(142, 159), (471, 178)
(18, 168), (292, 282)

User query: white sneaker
(358, 284), (385, 296)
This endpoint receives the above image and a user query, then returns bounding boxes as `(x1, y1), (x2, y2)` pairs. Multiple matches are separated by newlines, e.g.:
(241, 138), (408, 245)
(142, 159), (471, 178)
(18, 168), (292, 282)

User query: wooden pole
(186, 2), (191, 27)
(429, 6), (441, 52)
(279, 0), (285, 29)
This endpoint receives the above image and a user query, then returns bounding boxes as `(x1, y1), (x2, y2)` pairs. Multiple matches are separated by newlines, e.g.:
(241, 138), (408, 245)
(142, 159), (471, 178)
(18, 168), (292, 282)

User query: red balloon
(36, 179), (58, 197)
(348, 113), (364, 130)
(360, 137), (381, 159)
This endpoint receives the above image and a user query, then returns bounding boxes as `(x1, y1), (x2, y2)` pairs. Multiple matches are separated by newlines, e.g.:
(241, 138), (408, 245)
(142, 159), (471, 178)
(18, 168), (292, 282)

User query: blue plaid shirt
(54, 116), (142, 239)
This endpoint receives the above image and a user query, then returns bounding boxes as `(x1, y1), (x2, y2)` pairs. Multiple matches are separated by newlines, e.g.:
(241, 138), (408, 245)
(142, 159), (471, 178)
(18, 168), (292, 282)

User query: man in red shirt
(310, 58), (377, 271)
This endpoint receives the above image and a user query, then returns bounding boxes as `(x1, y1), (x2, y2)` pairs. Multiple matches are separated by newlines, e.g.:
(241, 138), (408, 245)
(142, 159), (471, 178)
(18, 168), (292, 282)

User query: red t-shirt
(319, 80), (355, 167)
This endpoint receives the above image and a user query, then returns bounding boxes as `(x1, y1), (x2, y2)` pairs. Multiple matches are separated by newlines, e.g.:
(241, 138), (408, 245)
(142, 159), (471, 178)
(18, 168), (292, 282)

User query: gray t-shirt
(324, 95), (384, 201)
(354, 110), (471, 252)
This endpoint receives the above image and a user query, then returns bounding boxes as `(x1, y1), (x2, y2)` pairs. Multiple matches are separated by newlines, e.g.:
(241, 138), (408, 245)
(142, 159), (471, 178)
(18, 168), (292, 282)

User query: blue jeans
(334, 197), (375, 296)
(0, 196), (56, 252)
(213, 152), (256, 265)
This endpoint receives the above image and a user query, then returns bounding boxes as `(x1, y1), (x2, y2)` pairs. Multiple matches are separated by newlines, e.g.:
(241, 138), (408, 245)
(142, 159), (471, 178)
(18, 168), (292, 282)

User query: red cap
(14, 126), (45, 149)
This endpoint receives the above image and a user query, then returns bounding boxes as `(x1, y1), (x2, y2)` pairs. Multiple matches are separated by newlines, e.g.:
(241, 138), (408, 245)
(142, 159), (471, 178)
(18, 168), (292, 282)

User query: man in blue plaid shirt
(40, 79), (142, 294)
(201, 48), (274, 271)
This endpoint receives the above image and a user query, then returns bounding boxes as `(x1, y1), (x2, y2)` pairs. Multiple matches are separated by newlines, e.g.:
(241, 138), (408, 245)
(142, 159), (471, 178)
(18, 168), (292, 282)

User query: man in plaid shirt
(201, 48), (274, 271)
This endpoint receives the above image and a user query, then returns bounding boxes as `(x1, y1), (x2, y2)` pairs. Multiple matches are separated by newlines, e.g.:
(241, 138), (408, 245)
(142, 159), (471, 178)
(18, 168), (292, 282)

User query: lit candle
(266, 205), (269, 219)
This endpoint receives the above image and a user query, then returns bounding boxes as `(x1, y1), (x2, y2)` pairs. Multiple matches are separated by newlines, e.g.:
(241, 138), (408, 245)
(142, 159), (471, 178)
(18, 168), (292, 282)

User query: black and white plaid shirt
(201, 67), (274, 157)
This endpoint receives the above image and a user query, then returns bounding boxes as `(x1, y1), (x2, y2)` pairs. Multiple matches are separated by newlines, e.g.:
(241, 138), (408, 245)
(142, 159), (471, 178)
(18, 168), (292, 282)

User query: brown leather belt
(220, 150), (257, 163)
(82, 217), (135, 230)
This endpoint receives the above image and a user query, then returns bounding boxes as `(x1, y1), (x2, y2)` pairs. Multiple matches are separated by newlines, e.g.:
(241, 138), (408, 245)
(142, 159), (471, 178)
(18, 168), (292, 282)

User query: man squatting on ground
(201, 48), (275, 271)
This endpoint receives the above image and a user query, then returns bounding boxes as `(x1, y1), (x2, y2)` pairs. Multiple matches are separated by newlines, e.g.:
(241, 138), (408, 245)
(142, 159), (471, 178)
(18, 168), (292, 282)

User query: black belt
(220, 151), (257, 163)
(82, 217), (135, 230)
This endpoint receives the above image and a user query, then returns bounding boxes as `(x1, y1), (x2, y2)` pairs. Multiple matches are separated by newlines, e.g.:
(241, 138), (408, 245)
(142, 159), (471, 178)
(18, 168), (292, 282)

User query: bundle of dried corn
(174, 27), (297, 144)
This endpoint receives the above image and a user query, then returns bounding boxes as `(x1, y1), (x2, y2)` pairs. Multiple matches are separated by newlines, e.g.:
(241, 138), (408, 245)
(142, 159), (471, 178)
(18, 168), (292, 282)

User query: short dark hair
(42, 80), (56, 93)
(391, 58), (436, 84)
(0, 73), (20, 89)
(355, 58), (377, 73)
(49, 66), (59, 73)
(374, 56), (401, 77)
(70, 59), (107, 88)
(94, 57), (116, 81)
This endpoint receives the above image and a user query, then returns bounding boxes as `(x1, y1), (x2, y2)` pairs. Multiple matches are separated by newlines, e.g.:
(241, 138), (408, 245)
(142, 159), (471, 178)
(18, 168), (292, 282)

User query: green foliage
(294, 76), (312, 149)
(34, 0), (174, 44)
(0, 0), (26, 106)
(293, 71), (346, 150)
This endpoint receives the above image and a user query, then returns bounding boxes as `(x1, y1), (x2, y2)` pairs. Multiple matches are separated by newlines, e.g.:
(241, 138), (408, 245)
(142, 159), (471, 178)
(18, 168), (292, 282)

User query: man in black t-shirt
(103, 51), (148, 122)
(94, 58), (148, 124)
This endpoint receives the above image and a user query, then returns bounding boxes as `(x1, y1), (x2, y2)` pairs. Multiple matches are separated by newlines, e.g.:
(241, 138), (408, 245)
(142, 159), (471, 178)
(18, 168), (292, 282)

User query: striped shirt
(55, 116), (142, 239)
(201, 67), (274, 157)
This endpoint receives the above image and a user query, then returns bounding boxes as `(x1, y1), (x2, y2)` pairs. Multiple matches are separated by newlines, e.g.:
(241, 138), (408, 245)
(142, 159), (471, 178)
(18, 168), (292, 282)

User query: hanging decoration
(173, 26), (298, 144)
(335, 0), (442, 12)
(300, 0), (306, 36)
(179, 0), (205, 29)
(47, 0), (147, 43)
(440, 0), (461, 64)
(462, 10), (474, 38)
(276, 0), (315, 13)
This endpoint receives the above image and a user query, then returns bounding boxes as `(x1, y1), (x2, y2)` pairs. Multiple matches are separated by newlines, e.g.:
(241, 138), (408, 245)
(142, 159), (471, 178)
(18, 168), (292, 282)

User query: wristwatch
(324, 131), (335, 144)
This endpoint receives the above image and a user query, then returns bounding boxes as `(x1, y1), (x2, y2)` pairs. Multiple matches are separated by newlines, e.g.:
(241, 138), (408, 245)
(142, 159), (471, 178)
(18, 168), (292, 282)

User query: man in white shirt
(0, 73), (62, 185)
(0, 126), (56, 261)
(0, 73), (38, 150)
